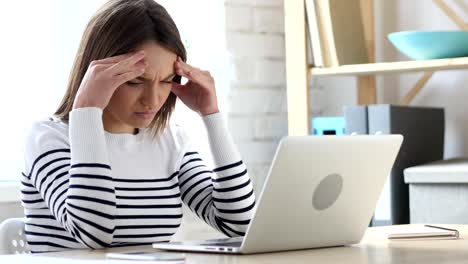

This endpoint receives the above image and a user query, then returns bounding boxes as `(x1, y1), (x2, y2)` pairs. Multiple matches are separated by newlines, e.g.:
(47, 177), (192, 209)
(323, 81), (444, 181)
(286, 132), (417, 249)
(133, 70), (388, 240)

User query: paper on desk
(388, 225), (459, 240)
(0, 255), (184, 263)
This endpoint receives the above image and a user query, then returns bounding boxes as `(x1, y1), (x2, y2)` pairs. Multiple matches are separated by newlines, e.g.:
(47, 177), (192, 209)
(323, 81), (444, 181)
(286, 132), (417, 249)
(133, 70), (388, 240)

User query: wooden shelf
(284, 0), (468, 136)
(310, 57), (468, 76)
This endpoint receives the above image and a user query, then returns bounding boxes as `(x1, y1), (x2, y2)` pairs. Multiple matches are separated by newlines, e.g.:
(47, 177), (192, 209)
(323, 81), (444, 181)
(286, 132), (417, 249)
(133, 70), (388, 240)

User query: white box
(404, 158), (468, 224)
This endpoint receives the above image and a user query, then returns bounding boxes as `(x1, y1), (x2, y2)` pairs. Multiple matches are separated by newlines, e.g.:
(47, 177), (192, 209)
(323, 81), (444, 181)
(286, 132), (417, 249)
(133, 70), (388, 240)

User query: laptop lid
(154, 135), (403, 254)
(240, 135), (402, 253)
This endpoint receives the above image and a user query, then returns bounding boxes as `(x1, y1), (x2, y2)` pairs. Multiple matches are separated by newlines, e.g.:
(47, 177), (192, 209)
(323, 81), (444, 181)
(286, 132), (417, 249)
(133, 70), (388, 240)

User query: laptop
(153, 135), (403, 254)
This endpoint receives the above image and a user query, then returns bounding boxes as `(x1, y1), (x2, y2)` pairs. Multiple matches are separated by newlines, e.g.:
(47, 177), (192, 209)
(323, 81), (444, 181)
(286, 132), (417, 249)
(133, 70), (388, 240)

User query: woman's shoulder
(159, 121), (191, 149)
(26, 116), (70, 150)
(29, 116), (68, 135)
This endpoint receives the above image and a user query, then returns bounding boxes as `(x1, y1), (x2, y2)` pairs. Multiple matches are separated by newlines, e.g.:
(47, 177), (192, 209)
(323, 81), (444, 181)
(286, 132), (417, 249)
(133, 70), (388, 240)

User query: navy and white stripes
(178, 152), (255, 237)
(22, 148), (117, 250)
(21, 108), (255, 253)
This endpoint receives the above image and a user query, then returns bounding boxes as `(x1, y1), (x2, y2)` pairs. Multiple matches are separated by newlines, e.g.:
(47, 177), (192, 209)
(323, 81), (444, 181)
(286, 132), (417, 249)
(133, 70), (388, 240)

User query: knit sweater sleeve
(177, 112), (256, 237)
(23, 107), (116, 248)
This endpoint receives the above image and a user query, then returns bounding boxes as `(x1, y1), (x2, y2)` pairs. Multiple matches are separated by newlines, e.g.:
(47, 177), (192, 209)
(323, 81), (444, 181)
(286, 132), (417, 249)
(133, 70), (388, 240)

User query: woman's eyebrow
(134, 73), (175, 82)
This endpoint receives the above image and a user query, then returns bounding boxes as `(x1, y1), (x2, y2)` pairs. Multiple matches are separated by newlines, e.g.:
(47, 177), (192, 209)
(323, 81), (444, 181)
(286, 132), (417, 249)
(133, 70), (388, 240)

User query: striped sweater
(21, 107), (255, 253)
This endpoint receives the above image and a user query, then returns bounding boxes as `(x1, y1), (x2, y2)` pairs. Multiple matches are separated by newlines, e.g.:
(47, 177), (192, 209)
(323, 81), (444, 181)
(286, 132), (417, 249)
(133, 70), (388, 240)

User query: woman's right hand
(73, 51), (147, 109)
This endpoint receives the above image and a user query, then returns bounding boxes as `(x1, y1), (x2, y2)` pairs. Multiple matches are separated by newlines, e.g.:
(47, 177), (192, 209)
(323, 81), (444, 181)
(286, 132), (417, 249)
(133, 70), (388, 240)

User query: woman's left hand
(171, 57), (219, 116)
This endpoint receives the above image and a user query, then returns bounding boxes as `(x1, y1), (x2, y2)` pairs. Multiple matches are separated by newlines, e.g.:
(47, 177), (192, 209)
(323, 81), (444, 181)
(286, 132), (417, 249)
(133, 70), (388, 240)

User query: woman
(21, 0), (255, 253)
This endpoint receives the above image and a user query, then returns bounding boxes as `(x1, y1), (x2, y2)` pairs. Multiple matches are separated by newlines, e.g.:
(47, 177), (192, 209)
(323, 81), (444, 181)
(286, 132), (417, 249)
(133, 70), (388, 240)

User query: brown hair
(54, 0), (186, 135)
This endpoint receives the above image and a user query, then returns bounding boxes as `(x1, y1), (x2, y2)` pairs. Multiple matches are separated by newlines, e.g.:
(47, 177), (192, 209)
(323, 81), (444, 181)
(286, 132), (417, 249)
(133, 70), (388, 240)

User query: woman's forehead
(137, 41), (177, 80)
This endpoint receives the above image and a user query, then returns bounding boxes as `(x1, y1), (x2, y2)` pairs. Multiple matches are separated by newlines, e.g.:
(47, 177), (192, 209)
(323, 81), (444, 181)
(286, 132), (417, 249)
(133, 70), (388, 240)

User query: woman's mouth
(134, 111), (156, 119)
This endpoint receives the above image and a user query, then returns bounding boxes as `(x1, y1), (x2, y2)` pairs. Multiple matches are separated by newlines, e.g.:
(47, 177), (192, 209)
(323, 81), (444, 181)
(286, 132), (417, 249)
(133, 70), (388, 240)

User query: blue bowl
(388, 31), (468, 60)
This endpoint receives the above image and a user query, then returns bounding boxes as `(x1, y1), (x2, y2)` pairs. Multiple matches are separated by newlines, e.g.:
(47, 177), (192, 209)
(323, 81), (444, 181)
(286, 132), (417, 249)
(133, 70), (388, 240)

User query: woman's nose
(141, 87), (160, 108)
(142, 82), (170, 108)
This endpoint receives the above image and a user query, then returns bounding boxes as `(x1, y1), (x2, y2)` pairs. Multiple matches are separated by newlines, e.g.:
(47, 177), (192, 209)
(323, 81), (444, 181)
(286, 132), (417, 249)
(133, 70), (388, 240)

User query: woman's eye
(127, 81), (144, 87)
(161, 80), (174, 85)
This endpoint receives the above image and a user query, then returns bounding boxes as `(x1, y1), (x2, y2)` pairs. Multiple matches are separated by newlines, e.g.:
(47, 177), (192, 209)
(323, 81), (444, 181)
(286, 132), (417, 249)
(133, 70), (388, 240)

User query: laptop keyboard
(200, 241), (242, 247)
(199, 237), (243, 247)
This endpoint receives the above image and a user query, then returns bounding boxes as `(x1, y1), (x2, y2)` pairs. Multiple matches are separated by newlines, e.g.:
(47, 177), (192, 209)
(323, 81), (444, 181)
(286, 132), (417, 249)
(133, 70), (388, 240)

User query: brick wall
(224, 1), (357, 196)
(225, 0), (288, 194)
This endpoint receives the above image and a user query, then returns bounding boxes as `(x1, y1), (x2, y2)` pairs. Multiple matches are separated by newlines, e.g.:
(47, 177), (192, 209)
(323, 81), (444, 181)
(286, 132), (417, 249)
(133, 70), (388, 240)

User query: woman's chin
(129, 121), (152, 129)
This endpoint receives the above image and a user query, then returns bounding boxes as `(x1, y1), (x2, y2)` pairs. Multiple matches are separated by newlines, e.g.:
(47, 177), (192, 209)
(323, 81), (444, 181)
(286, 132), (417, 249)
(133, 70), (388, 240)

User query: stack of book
(305, 0), (369, 67)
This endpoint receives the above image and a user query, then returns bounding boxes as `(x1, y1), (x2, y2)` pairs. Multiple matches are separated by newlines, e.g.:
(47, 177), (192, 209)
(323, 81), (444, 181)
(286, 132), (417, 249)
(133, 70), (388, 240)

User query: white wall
(0, 202), (23, 223)
(225, 0), (288, 194)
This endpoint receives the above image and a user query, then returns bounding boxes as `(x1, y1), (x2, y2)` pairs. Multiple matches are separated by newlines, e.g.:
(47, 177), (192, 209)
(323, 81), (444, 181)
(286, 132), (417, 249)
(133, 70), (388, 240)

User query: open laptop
(154, 135), (403, 254)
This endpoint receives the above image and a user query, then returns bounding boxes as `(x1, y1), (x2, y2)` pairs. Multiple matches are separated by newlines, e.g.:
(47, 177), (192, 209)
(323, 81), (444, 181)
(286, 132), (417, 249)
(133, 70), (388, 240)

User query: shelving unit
(310, 57), (468, 76)
(284, 0), (468, 136)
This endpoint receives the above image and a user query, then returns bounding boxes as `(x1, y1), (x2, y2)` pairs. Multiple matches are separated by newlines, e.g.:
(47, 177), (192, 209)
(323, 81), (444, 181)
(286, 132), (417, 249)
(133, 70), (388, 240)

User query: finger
(93, 52), (135, 65)
(174, 61), (201, 81)
(175, 58), (212, 80)
(107, 51), (146, 74)
(177, 58), (210, 77)
(175, 63), (213, 88)
(89, 63), (112, 73)
(94, 54), (133, 64)
(171, 82), (184, 96)
(175, 57), (196, 73)
(174, 63), (190, 79)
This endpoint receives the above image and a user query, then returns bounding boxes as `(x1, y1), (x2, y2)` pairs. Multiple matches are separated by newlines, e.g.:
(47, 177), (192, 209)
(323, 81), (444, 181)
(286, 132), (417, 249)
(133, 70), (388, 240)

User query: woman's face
(103, 41), (178, 134)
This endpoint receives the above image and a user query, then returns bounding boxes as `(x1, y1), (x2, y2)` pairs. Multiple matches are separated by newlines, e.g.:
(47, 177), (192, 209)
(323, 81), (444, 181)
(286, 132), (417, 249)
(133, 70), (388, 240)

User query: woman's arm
(171, 58), (255, 236)
(23, 51), (147, 248)
(177, 113), (255, 237)
(24, 108), (115, 248)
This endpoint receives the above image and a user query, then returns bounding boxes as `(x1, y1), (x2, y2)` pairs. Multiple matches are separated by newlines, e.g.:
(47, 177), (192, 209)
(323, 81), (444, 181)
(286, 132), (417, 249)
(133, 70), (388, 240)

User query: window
(0, 0), (227, 181)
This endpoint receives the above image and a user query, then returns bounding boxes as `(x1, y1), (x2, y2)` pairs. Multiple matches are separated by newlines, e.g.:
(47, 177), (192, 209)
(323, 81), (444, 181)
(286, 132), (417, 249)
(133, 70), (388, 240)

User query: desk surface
(2, 224), (468, 263)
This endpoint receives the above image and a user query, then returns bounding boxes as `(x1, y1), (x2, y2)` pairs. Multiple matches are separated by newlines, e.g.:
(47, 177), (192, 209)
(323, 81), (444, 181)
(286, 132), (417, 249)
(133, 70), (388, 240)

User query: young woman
(21, 0), (255, 253)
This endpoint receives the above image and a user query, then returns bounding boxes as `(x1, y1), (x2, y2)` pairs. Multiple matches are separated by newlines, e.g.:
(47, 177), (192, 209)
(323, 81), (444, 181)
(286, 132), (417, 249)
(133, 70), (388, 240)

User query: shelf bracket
(401, 0), (465, 106)
(433, 0), (468, 30)
(400, 72), (434, 106)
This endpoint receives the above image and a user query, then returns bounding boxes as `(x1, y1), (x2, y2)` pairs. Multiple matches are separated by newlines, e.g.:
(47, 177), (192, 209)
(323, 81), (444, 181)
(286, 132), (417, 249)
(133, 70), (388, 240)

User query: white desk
(2, 224), (468, 263)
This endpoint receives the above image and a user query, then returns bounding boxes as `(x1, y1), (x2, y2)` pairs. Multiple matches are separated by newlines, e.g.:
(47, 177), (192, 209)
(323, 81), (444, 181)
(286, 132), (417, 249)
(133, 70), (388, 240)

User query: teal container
(388, 31), (468, 60)
(312, 117), (345, 136)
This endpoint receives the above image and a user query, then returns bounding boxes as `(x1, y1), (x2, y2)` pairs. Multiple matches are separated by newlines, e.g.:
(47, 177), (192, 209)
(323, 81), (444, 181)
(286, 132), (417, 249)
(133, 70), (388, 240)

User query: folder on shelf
(388, 225), (459, 240)
(344, 105), (368, 135)
(315, 0), (369, 67)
